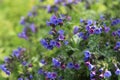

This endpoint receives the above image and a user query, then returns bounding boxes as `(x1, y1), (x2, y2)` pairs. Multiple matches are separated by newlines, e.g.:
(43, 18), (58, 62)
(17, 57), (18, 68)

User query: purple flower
(52, 58), (61, 67)
(54, 0), (61, 4)
(50, 40), (56, 47)
(84, 57), (89, 62)
(51, 72), (57, 79)
(40, 59), (46, 65)
(47, 15), (63, 27)
(112, 31), (117, 36)
(64, 40), (69, 45)
(90, 71), (96, 79)
(12, 47), (25, 58)
(28, 12), (33, 17)
(67, 62), (74, 69)
(58, 35), (65, 40)
(58, 30), (64, 35)
(111, 18), (120, 26)
(40, 39), (48, 48)
(18, 31), (28, 40)
(74, 63), (80, 70)
(115, 68), (120, 75)
(84, 50), (91, 58)
(80, 19), (84, 23)
(4, 57), (10, 63)
(0, 64), (10, 75)
(104, 70), (112, 78)
(94, 28), (102, 34)
(22, 61), (27, 66)
(117, 29), (120, 37)
(88, 64), (95, 71)
(104, 27), (110, 33)
(99, 68), (104, 73)
(57, 18), (63, 25)
(46, 72), (57, 79)
(29, 74), (33, 79)
(68, 0), (73, 3)
(78, 32), (84, 38)
(87, 20), (93, 26)
(46, 72), (52, 78)
(50, 15), (58, 25)
(73, 26), (79, 34)
(20, 16), (25, 25)
(56, 42), (61, 48)
(12, 50), (20, 57)
(86, 26), (90, 31)
(38, 68), (44, 75)
(30, 23), (36, 33)
(47, 45), (53, 50)
(116, 41), (120, 48)
(18, 78), (23, 80)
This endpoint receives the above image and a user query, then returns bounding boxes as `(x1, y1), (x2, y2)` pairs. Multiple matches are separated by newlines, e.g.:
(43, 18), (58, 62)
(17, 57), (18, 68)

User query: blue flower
(58, 35), (65, 40)
(80, 19), (84, 23)
(68, 0), (73, 3)
(12, 50), (20, 57)
(50, 40), (56, 47)
(58, 30), (64, 35)
(111, 19), (120, 26)
(90, 71), (96, 79)
(112, 31), (117, 36)
(104, 71), (112, 78)
(117, 29), (120, 37)
(38, 68), (44, 75)
(87, 20), (93, 26)
(22, 61), (27, 66)
(99, 68), (104, 73)
(40, 39), (48, 48)
(83, 57), (89, 62)
(57, 18), (63, 25)
(94, 28), (102, 34)
(54, 0), (61, 4)
(67, 62), (74, 69)
(30, 23), (36, 33)
(88, 64), (94, 71)
(73, 26), (79, 34)
(74, 63), (80, 70)
(40, 59), (46, 65)
(64, 40), (69, 45)
(18, 78), (23, 80)
(56, 42), (61, 48)
(116, 41), (120, 48)
(28, 12), (33, 17)
(47, 15), (63, 27)
(0, 64), (10, 75)
(18, 31), (28, 40)
(29, 74), (33, 79)
(20, 16), (25, 25)
(52, 58), (61, 67)
(115, 68), (120, 75)
(46, 72), (52, 78)
(78, 32), (84, 38)
(104, 27), (110, 33)
(84, 50), (91, 58)
(4, 57), (10, 63)
(51, 72), (57, 79)
(47, 45), (53, 50)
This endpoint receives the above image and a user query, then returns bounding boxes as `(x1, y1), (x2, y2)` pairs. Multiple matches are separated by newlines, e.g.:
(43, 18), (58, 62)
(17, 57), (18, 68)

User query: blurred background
(0, 0), (37, 79)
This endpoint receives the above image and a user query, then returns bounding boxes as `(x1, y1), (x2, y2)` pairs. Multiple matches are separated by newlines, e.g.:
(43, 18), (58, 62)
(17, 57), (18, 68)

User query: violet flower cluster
(73, 19), (110, 40)
(40, 15), (68, 50)
(18, 7), (37, 40)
